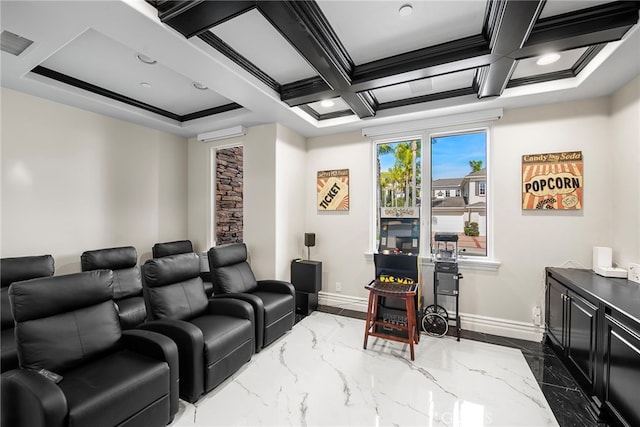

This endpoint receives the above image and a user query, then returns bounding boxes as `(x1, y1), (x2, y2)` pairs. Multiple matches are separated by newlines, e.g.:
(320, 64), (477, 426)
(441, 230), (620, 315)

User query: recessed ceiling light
(136, 53), (157, 65)
(320, 99), (335, 108)
(140, 82), (152, 88)
(192, 82), (208, 90)
(399, 4), (413, 17)
(536, 53), (561, 66)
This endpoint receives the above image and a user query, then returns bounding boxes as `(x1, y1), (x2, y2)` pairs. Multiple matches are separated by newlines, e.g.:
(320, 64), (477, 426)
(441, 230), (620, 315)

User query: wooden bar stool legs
(363, 284), (419, 361)
(363, 290), (377, 350)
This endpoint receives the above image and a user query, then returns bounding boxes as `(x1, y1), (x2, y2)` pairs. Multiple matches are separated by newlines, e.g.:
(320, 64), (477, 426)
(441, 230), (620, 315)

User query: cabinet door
(566, 291), (598, 390)
(546, 276), (566, 347)
(603, 315), (640, 427)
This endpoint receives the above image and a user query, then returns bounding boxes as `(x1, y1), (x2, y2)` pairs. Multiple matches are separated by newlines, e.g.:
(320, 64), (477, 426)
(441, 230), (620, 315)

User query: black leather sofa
(81, 246), (146, 329)
(208, 243), (295, 352)
(1, 270), (179, 427)
(152, 239), (214, 297)
(0, 254), (54, 373)
(139, 252), (255, 402)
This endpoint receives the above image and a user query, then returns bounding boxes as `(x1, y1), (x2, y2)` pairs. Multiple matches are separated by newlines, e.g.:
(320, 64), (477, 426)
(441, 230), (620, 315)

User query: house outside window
(373, 128), (489, 258)
(430, 130), (487, 257)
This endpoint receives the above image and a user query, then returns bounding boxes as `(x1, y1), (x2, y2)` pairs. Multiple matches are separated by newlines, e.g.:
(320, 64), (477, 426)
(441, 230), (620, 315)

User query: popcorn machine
(422, 232), (462, 340)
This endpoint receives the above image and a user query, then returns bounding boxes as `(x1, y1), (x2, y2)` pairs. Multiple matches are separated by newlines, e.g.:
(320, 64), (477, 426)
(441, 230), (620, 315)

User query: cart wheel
(422, 313), (448, 337)
(424, 304), (449, 320)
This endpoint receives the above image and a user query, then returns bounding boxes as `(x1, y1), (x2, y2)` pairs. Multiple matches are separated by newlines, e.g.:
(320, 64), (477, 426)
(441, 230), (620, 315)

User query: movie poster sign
(522, 151), (583, 210)
(317, 169), (349, 211)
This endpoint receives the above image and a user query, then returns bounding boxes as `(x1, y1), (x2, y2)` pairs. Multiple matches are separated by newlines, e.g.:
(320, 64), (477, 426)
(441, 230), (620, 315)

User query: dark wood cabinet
(566, 290), (598, 389)
(545, 268), (640, 427)
(545, 276), (566, 347)
(603, 314), (640, 427)
(545, 276), (598, 391)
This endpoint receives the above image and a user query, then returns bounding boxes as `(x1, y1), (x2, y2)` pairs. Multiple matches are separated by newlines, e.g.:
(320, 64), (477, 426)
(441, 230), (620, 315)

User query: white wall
(305, 92), (639, 341)
(487, 97), (612, 335)
(187, 123), (306, 281)
(1, 88), (188, 273)
(305, 131), (374, 298)
(275, 124), (307, 280)
(188, 124), (276, 277)
(9, 76), (632, 342)
(610, 75), (640, 269)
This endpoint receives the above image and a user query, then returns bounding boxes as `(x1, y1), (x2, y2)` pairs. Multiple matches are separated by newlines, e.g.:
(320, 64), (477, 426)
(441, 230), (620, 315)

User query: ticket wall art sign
(522, 151), (583, 210)
(317, 169), (349, 211)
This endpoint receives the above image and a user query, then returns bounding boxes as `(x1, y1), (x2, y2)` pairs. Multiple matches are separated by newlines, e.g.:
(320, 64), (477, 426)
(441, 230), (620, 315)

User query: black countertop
(546, 267), (640, 326)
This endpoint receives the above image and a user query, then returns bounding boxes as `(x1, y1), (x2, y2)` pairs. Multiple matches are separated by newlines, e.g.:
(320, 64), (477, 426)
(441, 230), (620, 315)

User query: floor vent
(1, 31), (33, 56)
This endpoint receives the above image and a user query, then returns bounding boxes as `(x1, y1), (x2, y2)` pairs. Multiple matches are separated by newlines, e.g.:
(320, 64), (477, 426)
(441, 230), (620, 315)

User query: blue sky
(379, 132), (486, 181)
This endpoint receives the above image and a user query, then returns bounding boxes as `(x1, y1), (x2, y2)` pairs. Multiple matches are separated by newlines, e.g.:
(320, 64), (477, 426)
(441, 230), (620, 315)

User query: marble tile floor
(170, 311), (565, 426)
(318, 305), (605, 427)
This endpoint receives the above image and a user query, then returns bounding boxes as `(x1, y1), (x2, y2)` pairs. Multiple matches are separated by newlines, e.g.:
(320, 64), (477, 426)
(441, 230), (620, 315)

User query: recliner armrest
(207, 298), (256, 355)
(208, 298), (254, 322)
(137, 319), (205, 403)
(257, 279), (295, 296)
(120, 330), (179, 419)
(1, 368), (67, 427)
(210, 294), (263, 352)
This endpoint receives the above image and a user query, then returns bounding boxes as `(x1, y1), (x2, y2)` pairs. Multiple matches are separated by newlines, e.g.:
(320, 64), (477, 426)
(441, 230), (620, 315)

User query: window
(372, 128), (490, 260)
(375, 138), (422, 254)
(431, 130), (487, 257)
(478, 181), (486, 196)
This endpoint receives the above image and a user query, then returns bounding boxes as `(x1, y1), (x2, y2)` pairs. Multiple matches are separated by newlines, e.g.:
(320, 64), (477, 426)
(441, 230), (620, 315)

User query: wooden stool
(363, 280), (419, 360)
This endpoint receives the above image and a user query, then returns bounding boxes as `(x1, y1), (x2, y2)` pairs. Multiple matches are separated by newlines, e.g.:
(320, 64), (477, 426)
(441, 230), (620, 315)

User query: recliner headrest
(9, 270), (114, 322)
(152, 240), (193, 258)
(142, 252), (201, 288)
(1, 255), (55, 288)
(81, 246), (137, 271)
(207, 243), (248, 268)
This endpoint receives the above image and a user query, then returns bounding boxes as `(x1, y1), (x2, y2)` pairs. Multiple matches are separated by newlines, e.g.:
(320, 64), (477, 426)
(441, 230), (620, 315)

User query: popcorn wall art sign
(317, 169), (349, 211)
(522, 151), (583, 210)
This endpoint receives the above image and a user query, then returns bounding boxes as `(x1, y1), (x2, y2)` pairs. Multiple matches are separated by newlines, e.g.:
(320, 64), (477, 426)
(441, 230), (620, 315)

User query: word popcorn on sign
(522, 151), (583, 210)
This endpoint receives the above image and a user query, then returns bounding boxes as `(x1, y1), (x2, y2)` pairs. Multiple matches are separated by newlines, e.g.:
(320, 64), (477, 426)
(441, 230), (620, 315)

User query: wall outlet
(532, 306), (542, 326)
(629, 263), (640, 284)
(335, 282), (342, 292)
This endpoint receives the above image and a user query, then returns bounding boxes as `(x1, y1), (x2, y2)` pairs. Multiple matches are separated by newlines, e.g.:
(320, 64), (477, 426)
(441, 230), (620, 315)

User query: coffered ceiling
(1, 1), (639, 138)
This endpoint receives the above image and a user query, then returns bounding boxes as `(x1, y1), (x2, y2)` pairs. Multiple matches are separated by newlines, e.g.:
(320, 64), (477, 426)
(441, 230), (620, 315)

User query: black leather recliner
(208, 243), (295, 352)
(152, 239), (195, 259)
(81, 246), (146, 329)
(153, 239), (214, 297)
(0, 255), (54, 373)
(139, 252), (254, 403)
(1, 270), (179, 427)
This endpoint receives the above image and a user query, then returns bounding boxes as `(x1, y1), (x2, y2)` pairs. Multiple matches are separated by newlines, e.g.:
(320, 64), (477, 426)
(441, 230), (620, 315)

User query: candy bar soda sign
(522, 151), (583, 210)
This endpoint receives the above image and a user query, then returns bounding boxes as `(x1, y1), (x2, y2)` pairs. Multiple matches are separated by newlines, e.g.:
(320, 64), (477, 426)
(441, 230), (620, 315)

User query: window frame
(372, 134), (423, 254)
(370, 124), (499, 271)
(478, 181), (487, 196)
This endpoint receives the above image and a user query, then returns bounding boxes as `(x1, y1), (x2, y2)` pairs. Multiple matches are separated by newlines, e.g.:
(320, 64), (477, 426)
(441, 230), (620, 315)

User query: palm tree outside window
(375, 138), (422, 253)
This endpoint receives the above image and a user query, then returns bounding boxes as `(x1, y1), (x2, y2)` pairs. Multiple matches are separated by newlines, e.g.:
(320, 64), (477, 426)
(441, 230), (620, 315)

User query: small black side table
(291, 260), (322, 315)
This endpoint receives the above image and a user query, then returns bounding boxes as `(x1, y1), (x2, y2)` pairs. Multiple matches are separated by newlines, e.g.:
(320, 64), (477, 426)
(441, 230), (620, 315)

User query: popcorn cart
(422, 232), (462, 340)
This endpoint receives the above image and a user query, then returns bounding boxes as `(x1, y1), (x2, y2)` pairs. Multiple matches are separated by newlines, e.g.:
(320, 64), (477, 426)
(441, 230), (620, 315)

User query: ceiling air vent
(1, 31), (34, 56)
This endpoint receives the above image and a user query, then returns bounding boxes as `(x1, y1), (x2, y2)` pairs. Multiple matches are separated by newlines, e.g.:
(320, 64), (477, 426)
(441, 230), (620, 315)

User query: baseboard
(318, 291), (368, 312)
(459, 312), (544, 342)
(318, 291), (544, 342)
